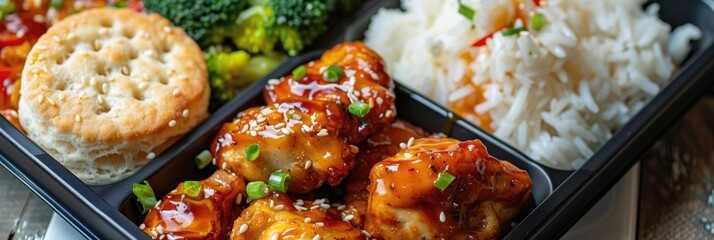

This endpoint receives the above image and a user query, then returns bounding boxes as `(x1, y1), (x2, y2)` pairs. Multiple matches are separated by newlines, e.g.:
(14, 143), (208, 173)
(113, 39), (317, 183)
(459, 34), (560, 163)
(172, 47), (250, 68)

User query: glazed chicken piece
(142, 169), (246, 240)
(264, 41), (396, 142)
(212, 101), (358, 194)
(342, 120), (429, 223)
(230, 191), (363, 240)
(365, 137), (532, 239)
(213, 42), (397, 194)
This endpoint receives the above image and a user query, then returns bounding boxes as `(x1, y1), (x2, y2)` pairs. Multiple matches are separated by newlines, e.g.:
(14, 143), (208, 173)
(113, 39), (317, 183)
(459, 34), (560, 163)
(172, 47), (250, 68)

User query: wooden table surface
(1, 96), (713, 239)
(638, 96), (714, 239)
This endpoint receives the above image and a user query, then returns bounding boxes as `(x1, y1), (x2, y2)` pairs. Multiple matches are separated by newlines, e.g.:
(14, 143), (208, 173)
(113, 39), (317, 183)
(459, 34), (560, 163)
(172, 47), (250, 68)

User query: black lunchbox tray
(2, 0), (714, 239)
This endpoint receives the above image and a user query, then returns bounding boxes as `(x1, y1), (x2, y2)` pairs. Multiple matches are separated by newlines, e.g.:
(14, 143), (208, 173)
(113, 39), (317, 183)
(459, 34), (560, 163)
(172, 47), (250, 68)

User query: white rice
(364, 0), (701, 169)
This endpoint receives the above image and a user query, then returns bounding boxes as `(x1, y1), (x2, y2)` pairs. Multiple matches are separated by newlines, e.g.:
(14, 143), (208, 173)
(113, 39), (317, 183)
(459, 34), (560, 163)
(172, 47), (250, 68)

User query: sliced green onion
(502, 27), (527, 36)
(50, 0), (63, 9)
(292, 65), (307, 80)
(458, 1), (476, 20)
(433, 171), (456, 191)
(245, 143), (260, 161)
(323, 65), (343, 82)
(291, 113), (302, 120)
(246, 181), (269, 202)
(183, 181), (202, 198)
(0, 0), (17, 17)
(132, 181), (157, 214)
(195, 150), (212, 170)
(530, 13), (546, 31)
(269, 170), (291, 193)
(348, 101), (370, 118)
(113, 0), (127, 8)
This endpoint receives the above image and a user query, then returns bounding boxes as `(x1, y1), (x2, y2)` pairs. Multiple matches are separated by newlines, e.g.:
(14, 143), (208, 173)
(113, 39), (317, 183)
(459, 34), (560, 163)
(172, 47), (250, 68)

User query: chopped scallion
(348, 101), (370, 118)
(268, 170), (291, 193)
(194, 150), (212, 170)
(293, 65), (307, 80)
(132, 181), (157, 214)
(0, 0), (17, 17)
(291, 113), (302, 120)
(50, 0), (63, 9)
(114, 0), (127, 8)
(246, 181), (269, 202)
(433, 171), (456, 191)
(530, 13), (546, 31)
(458, 1), (476, 20)
(502, 27), (527, 36)
(323, 65), (343, 82)
(183, 181), (202, 198)
(245, 143), (260, 161)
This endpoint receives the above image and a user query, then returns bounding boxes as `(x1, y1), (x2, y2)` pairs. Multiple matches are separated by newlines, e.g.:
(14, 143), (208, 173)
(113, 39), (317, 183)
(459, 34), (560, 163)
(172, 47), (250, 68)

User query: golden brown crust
(20, 8), (208, 143)
(17, 8), (209, 184)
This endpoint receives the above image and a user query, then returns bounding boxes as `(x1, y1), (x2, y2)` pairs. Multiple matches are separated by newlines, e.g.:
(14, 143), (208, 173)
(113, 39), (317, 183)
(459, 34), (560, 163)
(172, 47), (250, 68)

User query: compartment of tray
(118, 66), (555, 235)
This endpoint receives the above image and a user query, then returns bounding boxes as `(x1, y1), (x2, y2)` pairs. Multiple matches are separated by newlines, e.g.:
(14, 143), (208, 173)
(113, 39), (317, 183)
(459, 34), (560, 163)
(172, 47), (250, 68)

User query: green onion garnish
(50, 0), (63, 9)
(245, 143), (260, 161)
(502, 27), (527, 36)
(114, 0), (127, 8)
(323, 65), (343, 82)
(291, 113), (302, 120)
(530, 13), (546, 31)
(348, 101), (370, 118)
(268, 170), (291, 193)
(292, 65), (307, 80)
(132, 181), (157, 214)
(0, 0), (17, 17)
(183, 181), (202, 198)
(458, 1), (476, 21)
(194, 150), (212, 170)
(246, 181), (269, 202)
(433, 171), (456, 191)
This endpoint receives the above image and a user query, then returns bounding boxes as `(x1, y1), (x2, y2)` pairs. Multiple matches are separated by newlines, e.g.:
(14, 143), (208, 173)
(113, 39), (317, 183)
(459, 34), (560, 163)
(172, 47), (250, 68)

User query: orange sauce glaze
(141, 169), (246, 240)
(448, 52), (493, 132)
(230, 191), (363, 239)
(343, 120), (429, 216)
(365, 137), (532, 239)
(211, 100), (358, 194)
(264, 42), (396, 142)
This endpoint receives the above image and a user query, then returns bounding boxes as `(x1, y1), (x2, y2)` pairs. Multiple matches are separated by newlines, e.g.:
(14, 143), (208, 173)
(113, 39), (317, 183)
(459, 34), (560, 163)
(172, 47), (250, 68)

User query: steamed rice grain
(365, 0), (701, 169)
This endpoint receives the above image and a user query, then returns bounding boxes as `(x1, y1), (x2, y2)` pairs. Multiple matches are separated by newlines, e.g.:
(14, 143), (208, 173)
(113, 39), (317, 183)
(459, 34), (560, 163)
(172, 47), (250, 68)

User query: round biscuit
(18, 8), (210, 184)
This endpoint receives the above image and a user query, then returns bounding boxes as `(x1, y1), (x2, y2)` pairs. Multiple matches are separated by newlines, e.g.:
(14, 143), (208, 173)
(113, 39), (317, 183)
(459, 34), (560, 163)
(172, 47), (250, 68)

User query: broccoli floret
(143, 0), (246, 47)
(206, 51), (286, 108)
(228, 0), (364, 56)
(232, 6), (278, 54)
(266, 0), (334, 56)
(228, 0), (333, 56)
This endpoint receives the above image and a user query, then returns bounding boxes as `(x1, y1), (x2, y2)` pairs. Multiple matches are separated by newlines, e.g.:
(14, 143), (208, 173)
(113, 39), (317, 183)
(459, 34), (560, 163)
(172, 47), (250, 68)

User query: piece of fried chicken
(264, 41), (396, 142)
(229, 191), (363, 240)
(365, 137), (532, 239)
(142, 170), (245, 240)
(212, 101), (358, 194)
(212, 42), (396, 194)
(342, 120), (429, 227)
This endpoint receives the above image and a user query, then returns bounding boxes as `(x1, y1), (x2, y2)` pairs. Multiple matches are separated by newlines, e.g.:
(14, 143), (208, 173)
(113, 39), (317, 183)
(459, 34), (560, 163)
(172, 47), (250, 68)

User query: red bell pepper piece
(0, 70), (11, 81)
(128, 1), (144, 13)
(472, 32), (496, 47)
(0, 33), (25, 48)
